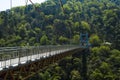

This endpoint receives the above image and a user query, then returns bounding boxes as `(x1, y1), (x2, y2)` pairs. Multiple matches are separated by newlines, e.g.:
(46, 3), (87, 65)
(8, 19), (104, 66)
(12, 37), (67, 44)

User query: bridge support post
(3, 70), (15, 80)
(79, 32), (90, 80)
(81, 49), (89, 80)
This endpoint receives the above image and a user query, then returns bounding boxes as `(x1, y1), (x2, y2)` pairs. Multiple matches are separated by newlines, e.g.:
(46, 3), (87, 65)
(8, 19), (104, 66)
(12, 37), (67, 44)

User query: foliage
(89, 34), (101, 47)
(29, 45), (120, 80)
(0, 0), (120, 79)
(40, 34), (49, 45)
(0, 0), (119, 48)
(89, 46), (120, 80)
(58, 36), (69, 44)
(72, 34), (80, 44)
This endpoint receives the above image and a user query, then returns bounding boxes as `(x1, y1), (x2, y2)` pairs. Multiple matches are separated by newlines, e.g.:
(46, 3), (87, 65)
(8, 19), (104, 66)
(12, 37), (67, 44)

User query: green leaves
(40, 35), (49, 45)
(89, 46), (120, 80)
(0, 39), (5, 47)
(71, 70), (81, 80)
(0, 0), (119, 47)
(89, 34), (101, 46)
(59, 36), (69, 44)
(90, 69), (103, 80)
(72, 34), (80, 44)
(81, 21), (90, 31)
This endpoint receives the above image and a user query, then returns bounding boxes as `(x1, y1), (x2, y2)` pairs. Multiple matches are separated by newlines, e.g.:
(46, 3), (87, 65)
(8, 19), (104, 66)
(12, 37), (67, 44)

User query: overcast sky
(0, 0), (46, 11)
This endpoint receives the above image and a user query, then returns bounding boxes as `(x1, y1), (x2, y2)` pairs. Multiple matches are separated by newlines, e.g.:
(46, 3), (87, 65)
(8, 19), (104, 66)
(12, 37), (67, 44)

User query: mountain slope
(0, 0), (120, 49)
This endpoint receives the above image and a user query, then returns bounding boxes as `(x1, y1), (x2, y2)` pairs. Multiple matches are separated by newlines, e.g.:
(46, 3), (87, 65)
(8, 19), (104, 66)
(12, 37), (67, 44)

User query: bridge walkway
(0, 45), (82, 80)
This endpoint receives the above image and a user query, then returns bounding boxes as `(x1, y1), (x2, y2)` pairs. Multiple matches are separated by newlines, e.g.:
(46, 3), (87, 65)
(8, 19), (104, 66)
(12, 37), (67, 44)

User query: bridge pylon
(80, 33), (89, 48)
(80, 33), (90, 80)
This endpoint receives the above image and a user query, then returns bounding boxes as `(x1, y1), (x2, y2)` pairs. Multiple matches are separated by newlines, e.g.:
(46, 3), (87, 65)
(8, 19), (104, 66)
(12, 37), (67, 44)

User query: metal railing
(0, 45), (79, 70)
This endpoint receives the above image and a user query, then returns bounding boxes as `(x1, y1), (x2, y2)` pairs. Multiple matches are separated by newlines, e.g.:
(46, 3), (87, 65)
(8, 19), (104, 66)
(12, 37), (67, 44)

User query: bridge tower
(80, 33), (90, 80)
(80, 33), (89, 48)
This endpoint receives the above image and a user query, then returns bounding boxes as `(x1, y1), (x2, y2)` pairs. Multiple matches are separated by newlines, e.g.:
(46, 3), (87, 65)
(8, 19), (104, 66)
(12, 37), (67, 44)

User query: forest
(29, 46), (120, 80)
(0, 0), (120, 80)
(0, 0), (120, 49)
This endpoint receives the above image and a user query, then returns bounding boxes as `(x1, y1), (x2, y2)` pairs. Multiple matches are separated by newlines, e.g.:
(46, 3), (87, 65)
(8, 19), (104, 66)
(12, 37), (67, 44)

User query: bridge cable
(25, 0), (40, 12)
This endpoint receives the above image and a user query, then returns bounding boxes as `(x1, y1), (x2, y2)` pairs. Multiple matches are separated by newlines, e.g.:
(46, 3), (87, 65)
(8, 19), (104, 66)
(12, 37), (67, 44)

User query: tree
(58, 36), (69, 45)
(99, 62), (115, 80)
(0, 39), (5, 47)
(72, 34), (80, 44)
(81, 21), (90, 32)
(99, 46), (110, 58)
(71, 70), (81, 80)
(109, 49), (120, 77)
(29, 37), (36, 45)
(89, 34), (101, 46)
(90, 69), (103, 80)
(40, 35), (49, 45)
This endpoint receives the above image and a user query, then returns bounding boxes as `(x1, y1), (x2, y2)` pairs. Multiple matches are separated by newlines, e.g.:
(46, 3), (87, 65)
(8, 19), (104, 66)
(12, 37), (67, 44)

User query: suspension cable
(25, 0), (40, 12)
(25, 0), (35, 8)
(29, 0), (35, 7)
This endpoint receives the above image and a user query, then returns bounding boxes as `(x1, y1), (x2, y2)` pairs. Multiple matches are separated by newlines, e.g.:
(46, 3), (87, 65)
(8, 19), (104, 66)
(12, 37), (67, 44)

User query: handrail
(0, 45), (80, 70)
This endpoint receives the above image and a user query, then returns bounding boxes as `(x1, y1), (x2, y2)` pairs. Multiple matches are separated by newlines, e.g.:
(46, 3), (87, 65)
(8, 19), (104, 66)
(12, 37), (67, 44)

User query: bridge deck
(0, 45), (83, 80)
(0, 45), (79, 71)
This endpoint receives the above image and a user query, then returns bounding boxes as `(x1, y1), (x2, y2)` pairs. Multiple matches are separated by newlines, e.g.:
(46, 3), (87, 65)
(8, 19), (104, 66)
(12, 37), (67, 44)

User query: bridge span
(0, 45), (83, 80)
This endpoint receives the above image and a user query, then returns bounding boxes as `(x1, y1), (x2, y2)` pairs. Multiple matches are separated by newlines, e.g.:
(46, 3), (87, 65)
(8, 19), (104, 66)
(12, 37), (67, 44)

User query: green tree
(72, 34), (80, 44)
(58, 36), (69, 45)
(29, 37), (36, 45)
(0, 39), (5, 47)
(90, 69), (103, 80)
(81, 21), (90, 32)
(40, 35), (49, 45)
(71, 70), (81, 80)
(89, 34), (101, 46)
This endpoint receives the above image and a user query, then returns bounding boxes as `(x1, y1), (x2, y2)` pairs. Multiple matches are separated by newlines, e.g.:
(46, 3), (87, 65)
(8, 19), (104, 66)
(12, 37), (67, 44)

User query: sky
(0, 0), (46, 11)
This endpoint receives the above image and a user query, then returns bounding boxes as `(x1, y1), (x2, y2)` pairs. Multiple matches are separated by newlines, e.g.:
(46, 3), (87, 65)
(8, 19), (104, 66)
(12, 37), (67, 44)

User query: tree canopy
(0, 0), (119, 49)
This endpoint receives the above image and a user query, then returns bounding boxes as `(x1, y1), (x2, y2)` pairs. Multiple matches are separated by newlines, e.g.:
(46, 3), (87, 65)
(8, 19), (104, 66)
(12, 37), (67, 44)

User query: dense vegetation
(0, 0), (120, 50)
(88, 46), (120, 80)
(29, 46), (120, 80)
(29, 51), (86, 80)
(0, 0), (120, 79)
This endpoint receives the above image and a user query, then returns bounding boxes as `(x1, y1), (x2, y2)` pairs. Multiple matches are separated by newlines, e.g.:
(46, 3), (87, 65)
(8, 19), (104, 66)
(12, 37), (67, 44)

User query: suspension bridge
(0, 45), (81, 80)
(0, 33), (90, 80)
(0, 0), (90, 79)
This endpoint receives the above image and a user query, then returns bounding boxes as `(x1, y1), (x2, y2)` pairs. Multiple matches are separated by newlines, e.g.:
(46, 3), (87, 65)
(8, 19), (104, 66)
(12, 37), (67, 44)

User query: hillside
(0, 0), (120, 80)
(0, 0), (120, 50)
